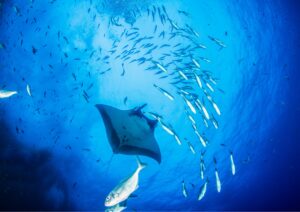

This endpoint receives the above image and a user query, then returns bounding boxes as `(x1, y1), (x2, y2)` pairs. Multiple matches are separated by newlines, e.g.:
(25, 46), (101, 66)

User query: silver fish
(197, 99), (210, 120)
(0, 90), (17, 98)
(211, 116), (219, 129)
(182, 95), (196, 114)
(187, 142), (195, 154)
(188, 114), (196, 125)
(230, 152), (236, 175)
(153, 84), (174, 101)
(148, 112), (162, 121)
(212, 102), (221, 116)
(215, 168), (221, 193)
(198, 180), (208, 201)
(182, 181), (188, 198)
(206, 82), (214, 92)
(200, 161), (205, 180)
(174, 134), (182, 145)
(192, 58), (201, 68)
(26, 84), (32, 97)
(160, 121), (175, 136)
(104, 159), (147, 207)
(194, 73), (203, 89)
(203, 118), (209, 128)
(156, 63), (168, 73)
(178, 70), (188, 80)
(195, 130), (206, 147)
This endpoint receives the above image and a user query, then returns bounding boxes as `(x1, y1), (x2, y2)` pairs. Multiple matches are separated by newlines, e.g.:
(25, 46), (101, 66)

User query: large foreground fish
(105, 158), (147, 207)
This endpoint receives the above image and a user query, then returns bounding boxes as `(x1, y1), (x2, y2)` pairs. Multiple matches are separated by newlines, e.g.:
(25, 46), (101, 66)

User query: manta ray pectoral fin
(95, 104), (162, 163)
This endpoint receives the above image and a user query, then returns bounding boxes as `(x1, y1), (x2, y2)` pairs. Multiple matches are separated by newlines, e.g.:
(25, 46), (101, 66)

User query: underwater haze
(0, 0), (300, 211)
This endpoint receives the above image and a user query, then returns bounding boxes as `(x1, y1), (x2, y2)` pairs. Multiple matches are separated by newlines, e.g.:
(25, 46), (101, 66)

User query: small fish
(196, 43), (207, 49)
(32, 46), (37, 54)
(26, 84), (32, 97)
(197, 99), (210, 120)
(215, 168), (221, 193)
(187, 142), (195, 154)
(211, 101), (221, 116)
(153, 84), (174, 101)
(194, 73), (203, 89)
(203, 118), (209, 128)
(174, 134), (182, 145)
(211, 117), (219, 129)
(148, 112), (162, 121)
(200, 57), (211, 63)
(63, 36), (69, 44)
(82, 148), (91, 152)
(200, 151), (206, 179)
(169, 20), (179, 30)
(121, 63), (126, 76)
(208, 36), (226, 48)
(181, 95), (196, 114)
(195, 130), (206, 147)
(87, 83), (94, 90)
(0, 90), (18, 98)
(200, 161), (205, 180)
(178, 10), (189, 17)
(209, 77), (218, 85)
(155, 63), (168, 73)
(191, 29), (199, 38)
(182, 181), (188, 198)
(123, 97), (128, 105)
(185, 24), (199, 37)
(187, 114), (196, 125)
(178, 70), (188, 80)
(191, 123), (197, 131)
(104, 158), (147, 207)
(179, 89), (190, 96)
(198, 180), (208, 201)
(192, 58), (201, 69)
(160, 121), (175, 136)
(206, 82), (214, 92)
(153, 25), (157, 33)
(83, 94), (89, 103)
(72, 73), (77, 81)
(230, 151), (236, 175)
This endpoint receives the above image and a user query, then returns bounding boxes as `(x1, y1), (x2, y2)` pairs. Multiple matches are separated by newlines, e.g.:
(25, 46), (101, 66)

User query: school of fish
(0, 1), (237, 211)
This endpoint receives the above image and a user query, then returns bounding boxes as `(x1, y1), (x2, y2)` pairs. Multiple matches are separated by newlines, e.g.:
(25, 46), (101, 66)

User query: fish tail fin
(206, 177), (210, 184)
(137, 156), (147, 171)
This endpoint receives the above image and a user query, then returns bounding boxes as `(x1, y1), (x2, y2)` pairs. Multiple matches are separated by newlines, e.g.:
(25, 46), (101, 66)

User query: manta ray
(95, 104), (161, 163)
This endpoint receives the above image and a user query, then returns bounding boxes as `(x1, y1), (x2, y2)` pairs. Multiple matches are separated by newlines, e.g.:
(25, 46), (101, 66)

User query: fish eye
(106, 196), (111, 201)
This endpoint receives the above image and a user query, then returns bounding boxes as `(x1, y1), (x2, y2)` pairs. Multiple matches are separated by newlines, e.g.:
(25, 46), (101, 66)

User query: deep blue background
(0, 0), (300, 210)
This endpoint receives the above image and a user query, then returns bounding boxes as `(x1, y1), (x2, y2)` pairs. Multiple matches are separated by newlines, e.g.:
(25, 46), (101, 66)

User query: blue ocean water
(0, 0), (299, 211)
